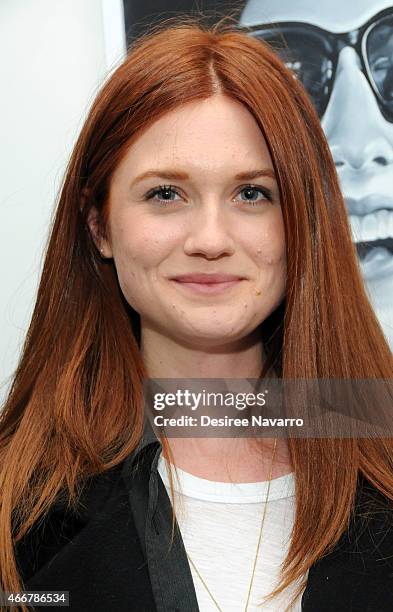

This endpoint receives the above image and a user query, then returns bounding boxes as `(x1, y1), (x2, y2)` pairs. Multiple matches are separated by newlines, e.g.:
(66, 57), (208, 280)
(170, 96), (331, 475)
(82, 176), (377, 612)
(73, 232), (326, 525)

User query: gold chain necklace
(184, 438), (278, 612)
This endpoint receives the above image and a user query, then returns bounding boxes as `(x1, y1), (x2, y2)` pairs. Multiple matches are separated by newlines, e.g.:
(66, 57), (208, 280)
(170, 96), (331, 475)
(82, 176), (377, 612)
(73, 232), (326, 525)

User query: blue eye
(143, 184), (273, 207)
(144, 185), (181, 205)
(236, 185), (272, 205)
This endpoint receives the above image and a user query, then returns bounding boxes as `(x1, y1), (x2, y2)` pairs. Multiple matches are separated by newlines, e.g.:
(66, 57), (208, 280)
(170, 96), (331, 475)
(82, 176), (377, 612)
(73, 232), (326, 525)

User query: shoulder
(14, 452), (158, 611)
(319, 475), (393, 566)
(349, 474), (393, 564)
(302, 476), (393, 610)
(14, 460), (127, 582)
(14, 445), (159, 583)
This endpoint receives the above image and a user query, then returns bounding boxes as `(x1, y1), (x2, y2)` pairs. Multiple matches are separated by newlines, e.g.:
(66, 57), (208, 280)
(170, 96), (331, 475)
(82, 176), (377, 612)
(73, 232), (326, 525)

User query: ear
(86, 205), (113, 259)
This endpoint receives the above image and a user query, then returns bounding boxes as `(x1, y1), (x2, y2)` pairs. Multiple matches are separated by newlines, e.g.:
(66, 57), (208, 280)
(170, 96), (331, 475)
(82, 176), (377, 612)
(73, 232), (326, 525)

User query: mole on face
(256, 248), (275, 266)
(254, 249), (280, 295)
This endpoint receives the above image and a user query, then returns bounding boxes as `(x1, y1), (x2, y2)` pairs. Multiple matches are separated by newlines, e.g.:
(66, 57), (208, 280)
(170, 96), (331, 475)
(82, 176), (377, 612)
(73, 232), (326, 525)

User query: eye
(234, 185), (273, 206)
(144, 185), (182, 205)
(143, 183), (273, 207)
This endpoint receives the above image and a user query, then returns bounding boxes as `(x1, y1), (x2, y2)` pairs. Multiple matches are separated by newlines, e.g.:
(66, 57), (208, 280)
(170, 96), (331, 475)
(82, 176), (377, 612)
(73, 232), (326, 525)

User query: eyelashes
(143, 184), (274, 207)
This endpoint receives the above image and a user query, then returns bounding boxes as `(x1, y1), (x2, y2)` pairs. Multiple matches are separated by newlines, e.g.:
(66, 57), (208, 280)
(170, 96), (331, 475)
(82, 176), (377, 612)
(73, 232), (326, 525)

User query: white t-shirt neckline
(158, 453), (295, 503)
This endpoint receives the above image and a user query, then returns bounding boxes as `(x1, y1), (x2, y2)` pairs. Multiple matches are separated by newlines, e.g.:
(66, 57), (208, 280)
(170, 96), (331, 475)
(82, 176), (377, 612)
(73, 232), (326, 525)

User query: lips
(171, 273), (245, 283)
(345, 195), (393, 217)
(344, 194), (393, 246)
(170, 273), (245, 295)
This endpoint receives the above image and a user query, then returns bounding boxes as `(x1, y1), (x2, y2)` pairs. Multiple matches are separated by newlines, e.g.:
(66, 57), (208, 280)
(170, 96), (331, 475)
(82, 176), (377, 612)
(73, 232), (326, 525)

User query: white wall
(0, 0), (126, 404)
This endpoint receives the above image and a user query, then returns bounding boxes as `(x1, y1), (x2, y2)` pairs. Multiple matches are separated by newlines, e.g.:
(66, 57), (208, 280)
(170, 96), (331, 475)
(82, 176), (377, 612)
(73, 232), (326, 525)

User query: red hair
(1, 16), (392, 610)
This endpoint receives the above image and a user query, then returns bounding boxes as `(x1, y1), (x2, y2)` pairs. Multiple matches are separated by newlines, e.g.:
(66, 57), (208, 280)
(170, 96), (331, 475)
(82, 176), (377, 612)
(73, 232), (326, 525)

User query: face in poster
(240, 0), (393, 348)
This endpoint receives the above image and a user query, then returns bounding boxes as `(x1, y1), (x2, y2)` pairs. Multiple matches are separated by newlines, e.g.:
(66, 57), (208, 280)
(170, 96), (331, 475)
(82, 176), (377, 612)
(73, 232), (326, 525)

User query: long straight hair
(1, 15), (392, 610)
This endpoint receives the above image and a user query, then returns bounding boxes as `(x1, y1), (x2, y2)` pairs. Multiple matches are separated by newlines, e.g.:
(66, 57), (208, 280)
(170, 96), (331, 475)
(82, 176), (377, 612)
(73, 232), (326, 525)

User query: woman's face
(95, 94), (286, 348)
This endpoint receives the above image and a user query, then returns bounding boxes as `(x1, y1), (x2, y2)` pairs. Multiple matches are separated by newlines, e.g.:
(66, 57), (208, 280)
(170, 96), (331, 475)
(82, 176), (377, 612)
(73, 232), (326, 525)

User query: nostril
(335, 160), (345, 168)
(373, 156), (389, 166)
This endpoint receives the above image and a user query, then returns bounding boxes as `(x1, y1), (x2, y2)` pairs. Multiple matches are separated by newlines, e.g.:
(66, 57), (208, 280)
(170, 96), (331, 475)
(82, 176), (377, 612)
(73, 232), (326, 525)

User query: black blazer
(14, 439), (393, 612)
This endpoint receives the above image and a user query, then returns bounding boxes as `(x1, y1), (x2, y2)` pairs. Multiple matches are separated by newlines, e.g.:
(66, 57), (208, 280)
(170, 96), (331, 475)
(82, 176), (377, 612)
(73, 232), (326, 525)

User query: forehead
(240, 0), (393, 33)
(112, 96), (273, 182)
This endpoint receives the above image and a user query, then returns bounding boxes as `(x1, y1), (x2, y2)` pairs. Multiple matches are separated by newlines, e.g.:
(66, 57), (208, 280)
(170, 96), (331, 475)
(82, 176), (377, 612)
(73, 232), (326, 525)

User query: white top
(158, 453), (307, 611)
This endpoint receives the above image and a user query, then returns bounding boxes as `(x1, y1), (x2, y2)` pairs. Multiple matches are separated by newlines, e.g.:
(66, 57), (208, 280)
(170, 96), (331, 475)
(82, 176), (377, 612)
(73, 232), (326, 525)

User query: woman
(1, 16), (393, 612)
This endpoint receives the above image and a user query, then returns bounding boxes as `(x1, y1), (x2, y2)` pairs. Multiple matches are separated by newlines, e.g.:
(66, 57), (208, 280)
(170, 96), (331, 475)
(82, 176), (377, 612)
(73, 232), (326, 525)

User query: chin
(174, 324), (253, 347)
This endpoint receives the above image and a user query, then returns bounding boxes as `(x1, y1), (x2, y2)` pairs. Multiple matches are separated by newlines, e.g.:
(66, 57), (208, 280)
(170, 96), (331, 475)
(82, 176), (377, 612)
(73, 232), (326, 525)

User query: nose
(322, 47), (393, 170)
(183, 201), (236, 259)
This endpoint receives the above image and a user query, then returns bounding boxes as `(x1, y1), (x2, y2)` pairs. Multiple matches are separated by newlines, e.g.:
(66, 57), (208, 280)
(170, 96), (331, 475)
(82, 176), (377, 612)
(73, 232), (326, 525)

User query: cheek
(111, 216), (170, 269)
(253, 211), (286, 267)
(109, 217), (178, 302)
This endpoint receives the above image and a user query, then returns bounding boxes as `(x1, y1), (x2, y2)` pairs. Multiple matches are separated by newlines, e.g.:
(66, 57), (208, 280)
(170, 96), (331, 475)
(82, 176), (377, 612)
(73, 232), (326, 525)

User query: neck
(140, 322), (265, 379)
(160, 437), (293, 483)
(140, 322), (293, 482)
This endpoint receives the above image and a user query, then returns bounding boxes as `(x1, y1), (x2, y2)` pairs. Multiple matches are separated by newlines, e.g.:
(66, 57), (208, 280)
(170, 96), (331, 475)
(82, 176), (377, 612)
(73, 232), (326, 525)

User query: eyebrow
(130, 167), (276, 186)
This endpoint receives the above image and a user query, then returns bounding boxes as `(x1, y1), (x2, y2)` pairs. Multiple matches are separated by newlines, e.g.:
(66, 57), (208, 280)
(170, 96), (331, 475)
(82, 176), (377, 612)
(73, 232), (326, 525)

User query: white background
(0, 0), (126, 405)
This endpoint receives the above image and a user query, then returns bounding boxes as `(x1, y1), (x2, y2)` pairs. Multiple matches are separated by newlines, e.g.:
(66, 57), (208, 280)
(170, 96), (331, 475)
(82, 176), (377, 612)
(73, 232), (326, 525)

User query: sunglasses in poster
(240, 8), (393, 122)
